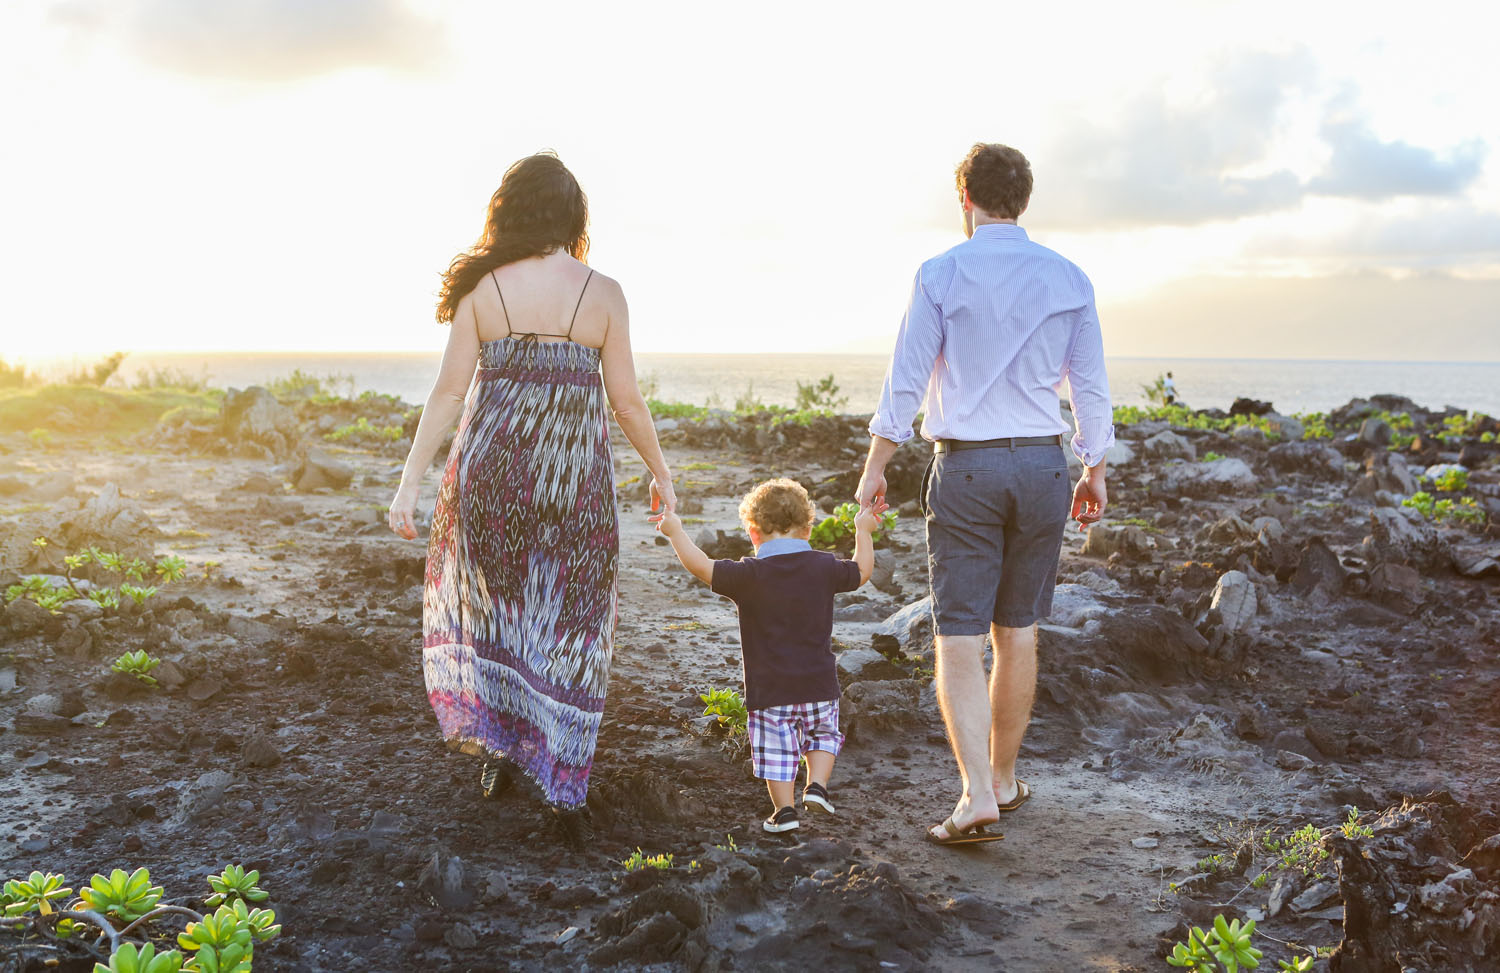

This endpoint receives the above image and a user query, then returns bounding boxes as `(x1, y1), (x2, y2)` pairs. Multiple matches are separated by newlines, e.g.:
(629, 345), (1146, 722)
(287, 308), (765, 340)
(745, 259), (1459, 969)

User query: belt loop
(1008, 438), (1016, 452)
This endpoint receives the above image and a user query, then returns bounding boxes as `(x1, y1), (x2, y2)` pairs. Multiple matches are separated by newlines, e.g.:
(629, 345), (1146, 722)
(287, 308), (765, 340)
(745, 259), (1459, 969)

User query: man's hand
(1071, 464), (1107, 528)
(855, 471), (887, 508)
(852, 497), (890, 534)
(856, 436), (899, 507)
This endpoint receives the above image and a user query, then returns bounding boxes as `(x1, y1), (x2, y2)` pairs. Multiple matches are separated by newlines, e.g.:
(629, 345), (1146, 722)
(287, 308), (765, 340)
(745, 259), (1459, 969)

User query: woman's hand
(648, 476), (676, 524)
(388, 485), (420, 540)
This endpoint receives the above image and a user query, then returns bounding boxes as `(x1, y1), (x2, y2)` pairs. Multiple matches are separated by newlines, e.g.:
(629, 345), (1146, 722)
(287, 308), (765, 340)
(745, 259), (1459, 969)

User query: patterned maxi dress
(422, 334), (618, 809)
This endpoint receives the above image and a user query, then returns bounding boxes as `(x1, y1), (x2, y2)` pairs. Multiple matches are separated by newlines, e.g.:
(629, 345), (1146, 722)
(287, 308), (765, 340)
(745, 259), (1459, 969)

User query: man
(857, 143), (1114, 845)
(1164, 371), (1178, 405)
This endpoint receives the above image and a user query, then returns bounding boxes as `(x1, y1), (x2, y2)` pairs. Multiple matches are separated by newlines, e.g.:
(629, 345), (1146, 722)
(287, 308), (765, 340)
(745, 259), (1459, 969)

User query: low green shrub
(324, 416), (403, 445)
(620, 849), (674, 873)
(111, 651), (162, 687)
(1433, 467), (1469, 492)
(809, 502), (897, 550)
(79, 867), (163, 921)
(794, 374), (847, 412)
(700, 687), (748, 735)
(204, 866), (268, 909)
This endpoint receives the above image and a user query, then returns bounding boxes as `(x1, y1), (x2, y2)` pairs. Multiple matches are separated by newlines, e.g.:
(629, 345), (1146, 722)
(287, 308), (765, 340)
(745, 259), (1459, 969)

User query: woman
(388, 152), (674, 838)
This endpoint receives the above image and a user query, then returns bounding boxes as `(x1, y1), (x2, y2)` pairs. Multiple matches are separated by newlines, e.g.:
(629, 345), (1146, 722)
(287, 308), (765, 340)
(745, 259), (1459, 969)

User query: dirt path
(4, 417), (1499, 971)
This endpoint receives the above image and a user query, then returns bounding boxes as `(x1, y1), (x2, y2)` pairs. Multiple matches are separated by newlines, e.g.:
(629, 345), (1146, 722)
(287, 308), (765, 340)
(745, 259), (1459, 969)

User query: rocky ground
(2, 387), (1499, 971)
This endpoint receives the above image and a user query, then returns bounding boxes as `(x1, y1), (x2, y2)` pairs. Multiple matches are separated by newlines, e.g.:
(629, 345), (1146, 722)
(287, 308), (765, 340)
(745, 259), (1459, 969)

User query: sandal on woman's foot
(803, 782), (836, 814)
(925, 815), (1003, 846)
(551, 806), (595, 849)
(997, 778), (1031, 813)
(763, 806), (800, 834)
(480, 761), (514, 800)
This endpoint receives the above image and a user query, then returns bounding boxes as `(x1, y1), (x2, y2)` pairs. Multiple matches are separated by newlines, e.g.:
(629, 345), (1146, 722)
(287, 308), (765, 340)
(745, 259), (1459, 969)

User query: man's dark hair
(955, 143), (1032, 220)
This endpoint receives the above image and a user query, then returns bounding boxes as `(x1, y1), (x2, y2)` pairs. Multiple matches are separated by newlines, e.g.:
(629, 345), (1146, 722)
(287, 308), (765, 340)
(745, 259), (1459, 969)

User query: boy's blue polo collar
(756, 537), (812, 558)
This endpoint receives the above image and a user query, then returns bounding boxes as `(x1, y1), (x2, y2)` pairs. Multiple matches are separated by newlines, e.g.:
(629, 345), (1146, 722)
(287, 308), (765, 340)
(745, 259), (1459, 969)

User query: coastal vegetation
(1, 864), (280, 972)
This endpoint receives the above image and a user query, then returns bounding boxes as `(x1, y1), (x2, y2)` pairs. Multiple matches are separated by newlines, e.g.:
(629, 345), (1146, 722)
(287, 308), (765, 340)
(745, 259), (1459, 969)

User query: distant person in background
(388, 152), (676, 845)
(858, 143), (1115, 846)
(1163, 371), (1178, 405)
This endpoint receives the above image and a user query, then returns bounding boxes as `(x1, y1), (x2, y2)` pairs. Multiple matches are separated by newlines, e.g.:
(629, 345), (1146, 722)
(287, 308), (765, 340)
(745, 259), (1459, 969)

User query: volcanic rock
(1142, 430), (1196, 461)
(5, 596), (53, 635)
(294, 449), (354, 492)
(221, 386), (298, 457)
(836, 648), (906, 687)
(1160, 457), (1258, 496)
(1208, 571), (1257, 634)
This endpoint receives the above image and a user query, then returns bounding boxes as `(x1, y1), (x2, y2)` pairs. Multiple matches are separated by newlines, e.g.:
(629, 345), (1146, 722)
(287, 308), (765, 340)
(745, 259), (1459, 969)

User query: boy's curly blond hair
(738, 478), (816, 538)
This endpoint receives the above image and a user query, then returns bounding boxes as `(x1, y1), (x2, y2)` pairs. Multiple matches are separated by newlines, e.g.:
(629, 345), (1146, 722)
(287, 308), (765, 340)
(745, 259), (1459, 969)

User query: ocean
(99, 351), (1500, 417)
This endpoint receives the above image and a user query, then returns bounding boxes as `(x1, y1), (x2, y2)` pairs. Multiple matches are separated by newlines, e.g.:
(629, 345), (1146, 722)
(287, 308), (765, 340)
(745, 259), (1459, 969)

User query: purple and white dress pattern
(422, 337), (619, 808)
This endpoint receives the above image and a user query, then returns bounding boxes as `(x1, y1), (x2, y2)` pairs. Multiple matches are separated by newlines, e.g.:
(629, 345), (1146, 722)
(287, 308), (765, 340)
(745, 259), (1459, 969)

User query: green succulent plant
(700, 687), (748, 734)
(120, 583), (159, 606)
(809, 502), (897, 550)
(178, 900), (279, 964)
(1166, 915), (1263, 972)
(5, 575), (74, 612)
(620, 848), (674, 872)
(111, 651), (162, 686)
(2, 870), (72, 917)
(181, 941), (251, 973)
(204, 866), (269, 908)
(225, 899), (281, 943)
(155, 555), (188, 583)
(79, 866), (164, 921)
(94, 942), (186, 973)
(178, 906), (253, 955)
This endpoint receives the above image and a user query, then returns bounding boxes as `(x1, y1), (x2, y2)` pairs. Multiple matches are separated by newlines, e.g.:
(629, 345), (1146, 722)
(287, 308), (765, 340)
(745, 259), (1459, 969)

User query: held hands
(648, 476), (676, 526)
(388, 486), (419, 540)
(854, 470), (887, 508)
(1071, 466), (1108, 529)
(852, 496), (890, 534)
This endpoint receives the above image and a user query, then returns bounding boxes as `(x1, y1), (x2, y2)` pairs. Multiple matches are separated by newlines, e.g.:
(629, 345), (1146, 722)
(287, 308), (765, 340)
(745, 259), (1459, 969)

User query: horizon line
(36, 349), (1500, 367)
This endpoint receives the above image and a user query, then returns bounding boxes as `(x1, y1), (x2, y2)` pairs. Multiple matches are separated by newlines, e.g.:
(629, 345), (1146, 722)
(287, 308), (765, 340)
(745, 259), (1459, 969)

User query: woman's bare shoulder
(582, 266), (627, 311)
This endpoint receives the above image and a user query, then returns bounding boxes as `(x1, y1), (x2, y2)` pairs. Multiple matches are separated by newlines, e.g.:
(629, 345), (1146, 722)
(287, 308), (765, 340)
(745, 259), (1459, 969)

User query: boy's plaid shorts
(748, 698), (843, 782)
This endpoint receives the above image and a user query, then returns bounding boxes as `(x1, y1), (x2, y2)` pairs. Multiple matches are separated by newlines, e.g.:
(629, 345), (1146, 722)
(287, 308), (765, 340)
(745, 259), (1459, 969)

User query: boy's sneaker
(802, 782), (836, 814)
(763, 805), (800, 833)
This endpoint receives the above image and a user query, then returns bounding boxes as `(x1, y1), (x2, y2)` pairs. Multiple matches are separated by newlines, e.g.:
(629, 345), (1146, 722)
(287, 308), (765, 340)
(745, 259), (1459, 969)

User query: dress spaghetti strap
(566, 270), (594, 339)
(488, 270), (512, 337)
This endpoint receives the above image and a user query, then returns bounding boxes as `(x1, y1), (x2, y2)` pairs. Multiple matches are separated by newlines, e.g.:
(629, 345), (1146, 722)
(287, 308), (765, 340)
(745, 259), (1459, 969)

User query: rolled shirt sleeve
(869, 266), (945, 444)
(1063, 287), (1116, 467)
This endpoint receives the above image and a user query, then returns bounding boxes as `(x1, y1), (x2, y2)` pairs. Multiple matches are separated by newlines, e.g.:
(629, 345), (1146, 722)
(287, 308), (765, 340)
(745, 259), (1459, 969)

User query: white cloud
(51, 0), (444, 80)
(1309, 113), (1487, 200)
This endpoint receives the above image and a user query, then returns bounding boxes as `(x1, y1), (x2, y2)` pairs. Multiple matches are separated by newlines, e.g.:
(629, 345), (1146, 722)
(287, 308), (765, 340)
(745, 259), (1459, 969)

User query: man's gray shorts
(920, 441), (1071, 635)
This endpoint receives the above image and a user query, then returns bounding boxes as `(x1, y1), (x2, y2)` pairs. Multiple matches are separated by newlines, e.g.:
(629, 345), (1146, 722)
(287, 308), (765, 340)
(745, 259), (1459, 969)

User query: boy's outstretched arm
(850, 499), (889, 585)
(657, 510), (715, 585)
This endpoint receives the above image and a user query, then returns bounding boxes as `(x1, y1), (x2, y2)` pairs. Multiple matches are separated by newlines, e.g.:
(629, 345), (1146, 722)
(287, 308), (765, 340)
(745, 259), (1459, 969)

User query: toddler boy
(657, 478), (885, 833)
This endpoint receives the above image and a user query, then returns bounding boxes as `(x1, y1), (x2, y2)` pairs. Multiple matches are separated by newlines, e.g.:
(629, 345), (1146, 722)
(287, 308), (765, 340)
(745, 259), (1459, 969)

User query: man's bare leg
(930, 632), (1001, 837)
(988, 622), (1038, 804)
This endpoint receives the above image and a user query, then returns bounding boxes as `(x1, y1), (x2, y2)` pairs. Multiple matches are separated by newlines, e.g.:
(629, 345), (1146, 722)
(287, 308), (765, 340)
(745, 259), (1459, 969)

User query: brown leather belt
(934, 434), (1062, 453)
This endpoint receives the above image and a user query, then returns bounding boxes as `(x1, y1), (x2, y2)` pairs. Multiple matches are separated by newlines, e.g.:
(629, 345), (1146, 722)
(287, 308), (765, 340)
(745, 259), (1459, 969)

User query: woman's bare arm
(388, 296), (480, 538)
(598, 278), (674, 513)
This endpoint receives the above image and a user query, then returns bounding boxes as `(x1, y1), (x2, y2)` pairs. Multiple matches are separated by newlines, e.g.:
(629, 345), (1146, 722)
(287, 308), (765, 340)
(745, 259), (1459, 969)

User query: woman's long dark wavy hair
(436, 152), (589, 323)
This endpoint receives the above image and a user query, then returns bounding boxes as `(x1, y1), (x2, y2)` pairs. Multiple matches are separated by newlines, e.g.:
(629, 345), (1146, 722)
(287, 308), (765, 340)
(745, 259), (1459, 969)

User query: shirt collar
(970, 222), (1028, 242)
(756, 537), (812, 558)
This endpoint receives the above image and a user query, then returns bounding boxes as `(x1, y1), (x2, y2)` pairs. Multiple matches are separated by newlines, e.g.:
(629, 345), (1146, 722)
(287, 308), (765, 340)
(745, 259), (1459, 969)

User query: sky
(2, 0), (1497, 361)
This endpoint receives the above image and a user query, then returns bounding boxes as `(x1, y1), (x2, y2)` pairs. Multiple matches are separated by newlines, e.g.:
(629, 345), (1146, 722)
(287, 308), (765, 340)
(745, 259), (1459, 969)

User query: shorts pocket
(917, 456), (936, 518)
(928, 465), (1005, 526)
